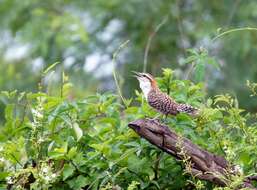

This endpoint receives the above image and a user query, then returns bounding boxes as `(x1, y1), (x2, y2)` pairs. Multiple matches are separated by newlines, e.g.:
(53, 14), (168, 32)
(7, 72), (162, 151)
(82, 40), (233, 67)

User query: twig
(184, 62), (195, 80)
(16, 99), (29, 128)
(112, 40), (130, 107)
(143, 16), (168, 72)
(153, 151), (162, 180)
(212, 27), (257, 42)
(176, 0), (186, 56)
(9, 153), (23, 167)
(60, 64), (64, 98)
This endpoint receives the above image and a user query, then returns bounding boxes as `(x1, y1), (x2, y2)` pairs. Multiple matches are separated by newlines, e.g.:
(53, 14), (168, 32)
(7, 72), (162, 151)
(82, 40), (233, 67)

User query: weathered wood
(128, 118), (257, 189)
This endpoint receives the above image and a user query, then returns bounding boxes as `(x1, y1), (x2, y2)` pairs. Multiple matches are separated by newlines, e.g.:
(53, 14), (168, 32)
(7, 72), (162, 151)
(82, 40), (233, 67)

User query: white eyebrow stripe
(144, 73), (153, 81)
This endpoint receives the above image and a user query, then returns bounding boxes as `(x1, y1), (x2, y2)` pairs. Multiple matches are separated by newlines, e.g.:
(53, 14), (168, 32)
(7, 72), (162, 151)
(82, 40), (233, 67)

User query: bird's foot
(147, 115), (161, 122)
(160, 119), (170, 125)
(146, 114), (172, 125)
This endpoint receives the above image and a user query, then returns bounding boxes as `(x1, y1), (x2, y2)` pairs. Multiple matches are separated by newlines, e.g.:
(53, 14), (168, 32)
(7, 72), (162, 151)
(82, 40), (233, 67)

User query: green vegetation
(0, 68), (256, 189)
(0, 0), (257, 189)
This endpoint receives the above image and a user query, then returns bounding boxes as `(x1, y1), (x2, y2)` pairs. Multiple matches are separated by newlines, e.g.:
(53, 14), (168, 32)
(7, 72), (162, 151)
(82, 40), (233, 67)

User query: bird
(133, 71), (199, 117)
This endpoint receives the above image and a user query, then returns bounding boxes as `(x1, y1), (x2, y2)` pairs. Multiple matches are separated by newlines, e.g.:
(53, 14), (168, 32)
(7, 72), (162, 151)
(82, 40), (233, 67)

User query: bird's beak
(132, 71), (143, 78)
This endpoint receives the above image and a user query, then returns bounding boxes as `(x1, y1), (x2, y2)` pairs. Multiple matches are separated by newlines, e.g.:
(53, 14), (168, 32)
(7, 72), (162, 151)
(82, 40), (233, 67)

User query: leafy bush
(0, 69), (256, 190)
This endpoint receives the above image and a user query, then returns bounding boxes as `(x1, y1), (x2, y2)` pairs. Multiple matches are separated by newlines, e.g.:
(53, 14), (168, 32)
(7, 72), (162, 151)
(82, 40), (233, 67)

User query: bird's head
(132, 71), (158, 98)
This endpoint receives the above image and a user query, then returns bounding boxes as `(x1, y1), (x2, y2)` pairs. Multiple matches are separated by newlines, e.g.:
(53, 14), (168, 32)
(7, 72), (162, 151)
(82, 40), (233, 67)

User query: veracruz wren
(133, 71), (198, 117)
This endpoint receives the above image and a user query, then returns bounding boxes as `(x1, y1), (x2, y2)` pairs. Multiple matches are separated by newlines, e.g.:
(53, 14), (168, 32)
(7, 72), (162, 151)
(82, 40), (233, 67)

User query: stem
(16, 99), (28, 128)
(112, 40), (130, 107)
(176, 0), (186, 56)
(166, 74), (171, 95)
(143, 16), (168, 72)
(212, 27), (257, 42)
(153, 151), (162, 180)
(9, 153), (23, 167)
(127, 168), (145, 182)
(60, 64), (64, 98)
(185, 62), (195, 80)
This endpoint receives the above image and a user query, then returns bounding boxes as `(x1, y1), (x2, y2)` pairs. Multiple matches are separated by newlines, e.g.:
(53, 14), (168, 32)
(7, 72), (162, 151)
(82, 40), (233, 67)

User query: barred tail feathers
(177, 103), (199, 116)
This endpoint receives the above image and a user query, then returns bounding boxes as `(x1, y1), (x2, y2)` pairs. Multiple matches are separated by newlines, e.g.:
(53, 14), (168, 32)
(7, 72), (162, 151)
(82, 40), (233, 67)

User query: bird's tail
(177, 103), (199, 116)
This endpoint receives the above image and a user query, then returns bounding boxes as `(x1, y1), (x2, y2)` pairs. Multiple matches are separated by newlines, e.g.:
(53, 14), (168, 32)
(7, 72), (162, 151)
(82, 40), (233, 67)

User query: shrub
(0, 69), (256, 189)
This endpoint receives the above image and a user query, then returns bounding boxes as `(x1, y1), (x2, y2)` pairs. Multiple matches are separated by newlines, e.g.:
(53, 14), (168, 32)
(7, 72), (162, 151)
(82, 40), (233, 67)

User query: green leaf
(63, 82), (73, 98)
(5, 104), (14, 120)
(26, 92), (46, 99)
(127, 181), (140, 190)
(183, 55), (197, 64)
(48, 142), (68, 159)
(207, 57), (220, 69)
(18, 92), (26, 101)
(128, 155), (149, 174)
(186, 48), (198, 55)
(162, 68), (173, 77)
(67, 147), (78, 159)
(9, 90), (17, 98)
(239, 151), (251, 165)
(124, 98), (133, 107)
(193, 63), (205, 82)
(67, 175), (90, 190)
(73, 123), (83, 141)
(0, 172), (9, 180)
(43, 62), (59, 75)
(97, 117), (117, 126)
(150, 180), (160, 189)
(1, 91), (10, 98)
(206, 98), (213, 107)
(125, 107), (138, 114)
(48, 141), (55, 153)
(63, 163), (75, 180)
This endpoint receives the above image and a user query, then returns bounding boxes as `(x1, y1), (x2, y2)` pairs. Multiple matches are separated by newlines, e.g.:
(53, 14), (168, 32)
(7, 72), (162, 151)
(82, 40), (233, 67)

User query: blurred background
(0, 0), (257, 113)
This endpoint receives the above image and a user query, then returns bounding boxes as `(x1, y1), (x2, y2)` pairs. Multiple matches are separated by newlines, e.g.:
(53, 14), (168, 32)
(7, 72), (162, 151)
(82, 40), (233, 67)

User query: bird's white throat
(138, 79), (151, 100)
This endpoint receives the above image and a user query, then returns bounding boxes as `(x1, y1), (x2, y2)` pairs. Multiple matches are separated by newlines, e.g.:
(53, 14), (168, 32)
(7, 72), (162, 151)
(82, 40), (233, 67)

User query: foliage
(0, 69), (256, 189)
(246, 80), (257, 97)
(1, 1), (257, 188)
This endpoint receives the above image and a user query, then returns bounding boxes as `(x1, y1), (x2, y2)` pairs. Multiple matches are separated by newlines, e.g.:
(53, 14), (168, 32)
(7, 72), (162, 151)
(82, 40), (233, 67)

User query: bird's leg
(149, 113), (162, 121)
(156, 114), (168, 124)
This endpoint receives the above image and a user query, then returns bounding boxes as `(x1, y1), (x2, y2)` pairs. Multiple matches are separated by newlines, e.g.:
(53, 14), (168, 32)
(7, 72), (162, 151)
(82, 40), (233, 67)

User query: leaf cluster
(0, 69), (256, 189)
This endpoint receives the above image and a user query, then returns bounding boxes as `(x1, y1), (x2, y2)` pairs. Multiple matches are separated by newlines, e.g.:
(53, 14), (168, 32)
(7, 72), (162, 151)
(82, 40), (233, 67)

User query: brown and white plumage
(133, 71), (198, 116)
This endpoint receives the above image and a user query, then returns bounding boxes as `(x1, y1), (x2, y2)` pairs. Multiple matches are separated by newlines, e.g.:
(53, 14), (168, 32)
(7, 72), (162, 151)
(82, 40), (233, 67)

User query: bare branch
(128, 119), (257, 189)
(143, 16), (168, 72)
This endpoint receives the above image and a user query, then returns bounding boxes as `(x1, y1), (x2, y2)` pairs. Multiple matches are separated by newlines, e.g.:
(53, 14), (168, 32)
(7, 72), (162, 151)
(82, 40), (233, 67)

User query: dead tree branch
(128, 119), (257, 189)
